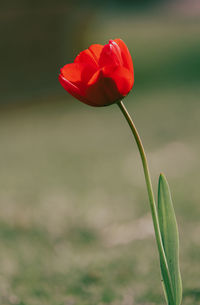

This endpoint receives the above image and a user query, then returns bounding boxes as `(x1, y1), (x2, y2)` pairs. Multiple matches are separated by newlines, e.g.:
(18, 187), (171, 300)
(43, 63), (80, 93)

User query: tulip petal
(74, 44), (104, 69)
(86, 69), (122, 106)
(58, 74), (90, 104)
(99, 42), (122, 68)
(86, 65), (133, 106)
(114, 39), (133, 73)
(75, 48), (100, 69)
(88, 44), (104, 63)
(102, 65), (134, 96)
(61, 62), (95, 85)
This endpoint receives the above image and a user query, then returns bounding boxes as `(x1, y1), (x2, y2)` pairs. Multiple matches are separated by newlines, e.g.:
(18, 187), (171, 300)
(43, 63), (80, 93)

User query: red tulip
(59, 39), (134, 107)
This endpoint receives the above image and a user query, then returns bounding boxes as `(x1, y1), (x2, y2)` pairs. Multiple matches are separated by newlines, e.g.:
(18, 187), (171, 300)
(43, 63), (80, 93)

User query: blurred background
(0, 0), (200, 304)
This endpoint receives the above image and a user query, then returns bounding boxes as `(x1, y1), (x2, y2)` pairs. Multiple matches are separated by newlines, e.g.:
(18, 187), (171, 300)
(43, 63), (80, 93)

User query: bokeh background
(1, 1), (200, 304)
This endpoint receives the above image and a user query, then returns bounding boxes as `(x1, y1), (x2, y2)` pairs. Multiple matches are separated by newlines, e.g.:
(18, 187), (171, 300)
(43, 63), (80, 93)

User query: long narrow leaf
(158, 174), (182, 305)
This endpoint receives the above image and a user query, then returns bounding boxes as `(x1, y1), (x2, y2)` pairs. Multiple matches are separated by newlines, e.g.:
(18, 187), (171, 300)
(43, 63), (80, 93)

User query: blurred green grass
(0, 14), (200, 305)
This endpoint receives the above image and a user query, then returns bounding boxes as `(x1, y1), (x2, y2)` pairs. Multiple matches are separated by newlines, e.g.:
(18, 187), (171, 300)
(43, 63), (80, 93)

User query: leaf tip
(159, 173), (168, 186)
(159, 172), (166, 179)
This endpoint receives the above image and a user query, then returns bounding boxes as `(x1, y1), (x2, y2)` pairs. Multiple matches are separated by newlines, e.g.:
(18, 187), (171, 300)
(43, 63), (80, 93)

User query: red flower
(59, 39), (134, 107)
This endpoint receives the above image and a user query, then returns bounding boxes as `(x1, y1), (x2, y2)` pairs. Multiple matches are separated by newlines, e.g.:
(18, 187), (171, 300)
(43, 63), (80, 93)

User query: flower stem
(117, 100), (172, 302)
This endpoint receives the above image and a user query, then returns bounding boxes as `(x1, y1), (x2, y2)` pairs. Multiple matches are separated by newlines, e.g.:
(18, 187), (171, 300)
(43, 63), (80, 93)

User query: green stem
(117, 100), (173, 303)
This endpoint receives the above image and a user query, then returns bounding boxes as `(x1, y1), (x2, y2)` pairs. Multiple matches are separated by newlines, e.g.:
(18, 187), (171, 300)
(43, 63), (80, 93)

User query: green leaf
(158, 174), (182, 305)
